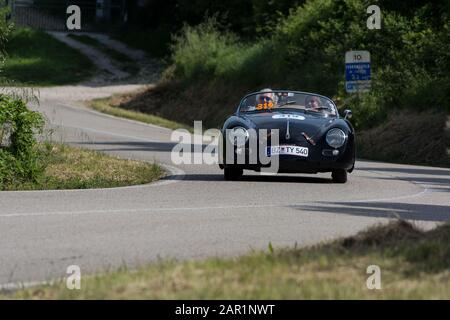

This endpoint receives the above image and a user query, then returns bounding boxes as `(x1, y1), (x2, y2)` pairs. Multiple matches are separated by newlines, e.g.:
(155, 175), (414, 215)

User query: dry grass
(358, 111), (450, 167)
(5, 220), (450, 299)
(5, 143), (164, 190)
(102, 80), (250, 129)
(89, 94), (193, 132)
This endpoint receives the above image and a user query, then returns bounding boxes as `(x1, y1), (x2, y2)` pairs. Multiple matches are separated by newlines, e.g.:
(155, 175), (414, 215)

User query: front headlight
(326, 128), (347, 148)
(227, 126), (249, 147)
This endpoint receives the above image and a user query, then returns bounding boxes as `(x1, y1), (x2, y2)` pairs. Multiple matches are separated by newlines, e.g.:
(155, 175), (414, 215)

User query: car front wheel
(224, 167), (243, 181)
(332, 169), (347, 183)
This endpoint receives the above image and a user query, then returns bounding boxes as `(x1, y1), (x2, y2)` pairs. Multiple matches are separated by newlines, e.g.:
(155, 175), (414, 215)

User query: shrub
(170, 18), (276, 88)
(0, 94), (45, 186)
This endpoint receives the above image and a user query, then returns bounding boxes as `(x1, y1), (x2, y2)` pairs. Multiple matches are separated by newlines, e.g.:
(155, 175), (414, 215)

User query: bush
(0, 94), (45, 186)
(170, 19), (274, 87)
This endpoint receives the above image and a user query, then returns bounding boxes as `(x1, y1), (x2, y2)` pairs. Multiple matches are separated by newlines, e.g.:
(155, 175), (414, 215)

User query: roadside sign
(345, 51), (371, 93)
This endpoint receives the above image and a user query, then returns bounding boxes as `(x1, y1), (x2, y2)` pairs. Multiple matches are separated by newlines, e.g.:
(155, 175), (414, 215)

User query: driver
(245, 88), (276, 111)
(256, 88), (275, 104)
(255, 88), (278, 111)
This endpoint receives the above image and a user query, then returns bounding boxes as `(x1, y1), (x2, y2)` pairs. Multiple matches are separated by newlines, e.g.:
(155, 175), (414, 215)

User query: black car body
(219, 90), (356, 183)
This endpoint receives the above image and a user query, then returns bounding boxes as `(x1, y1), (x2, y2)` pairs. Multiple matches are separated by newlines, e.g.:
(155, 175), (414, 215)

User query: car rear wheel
(224, 167), (243, 181)
(332, 169), (347, 183)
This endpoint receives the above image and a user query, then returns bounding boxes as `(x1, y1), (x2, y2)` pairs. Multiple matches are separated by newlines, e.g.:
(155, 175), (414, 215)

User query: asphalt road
(0, 93), (449, 287)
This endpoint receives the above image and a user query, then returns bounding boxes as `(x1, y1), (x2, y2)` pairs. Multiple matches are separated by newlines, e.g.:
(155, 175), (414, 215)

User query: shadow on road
(71, 140), (207, 153)
(166, 173), (332, 184)
(296, 201), (450, 222)
(358, 166), (450, 176)
(358, 166), (450, 193)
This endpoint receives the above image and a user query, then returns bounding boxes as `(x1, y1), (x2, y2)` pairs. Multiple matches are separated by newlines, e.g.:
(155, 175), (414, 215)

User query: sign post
(345, 51), (371, 93)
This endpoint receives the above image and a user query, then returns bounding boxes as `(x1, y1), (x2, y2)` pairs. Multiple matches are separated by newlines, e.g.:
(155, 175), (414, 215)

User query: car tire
(224, 167), (243, 181)
(332, 170), (347, 183)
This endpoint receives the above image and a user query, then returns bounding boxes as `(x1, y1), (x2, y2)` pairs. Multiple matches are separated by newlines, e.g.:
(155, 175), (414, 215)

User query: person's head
(306, 96), (321, 109)
(256, 88), (275, 104)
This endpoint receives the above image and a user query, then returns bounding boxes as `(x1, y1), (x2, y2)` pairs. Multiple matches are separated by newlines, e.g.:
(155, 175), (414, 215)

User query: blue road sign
(345, 51), (371, 93)
(345, 63), (371, 81)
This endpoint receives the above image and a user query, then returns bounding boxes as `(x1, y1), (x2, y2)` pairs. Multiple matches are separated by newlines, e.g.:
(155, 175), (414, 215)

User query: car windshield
(239, 91), (337, 118)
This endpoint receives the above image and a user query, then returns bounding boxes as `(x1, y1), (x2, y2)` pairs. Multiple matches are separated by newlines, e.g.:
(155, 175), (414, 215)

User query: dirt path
(48, 31), (130, 84)
(21, 31), (164, 103)
(80, 32), (162, 84)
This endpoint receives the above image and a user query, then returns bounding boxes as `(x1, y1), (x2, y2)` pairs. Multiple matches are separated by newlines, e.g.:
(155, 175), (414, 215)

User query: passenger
(306, 96), (322, 111)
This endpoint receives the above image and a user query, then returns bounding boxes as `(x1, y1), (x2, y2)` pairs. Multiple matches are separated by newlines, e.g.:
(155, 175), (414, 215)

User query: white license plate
(267, 145), (309, 157)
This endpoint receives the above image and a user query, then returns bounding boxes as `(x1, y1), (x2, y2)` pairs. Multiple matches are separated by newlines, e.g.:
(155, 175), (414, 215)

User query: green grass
(3, 143), (164, 190)
(5, 220), (450, 299)
(89, 97), (193, 132)
(1, 29), (95, 86)
(67, 34), (139, 76)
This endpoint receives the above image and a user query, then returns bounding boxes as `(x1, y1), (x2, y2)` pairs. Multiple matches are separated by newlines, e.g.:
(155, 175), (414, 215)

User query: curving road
(0, 89), (449, 288)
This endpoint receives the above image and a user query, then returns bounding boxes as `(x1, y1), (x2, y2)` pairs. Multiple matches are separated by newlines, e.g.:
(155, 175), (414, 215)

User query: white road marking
(0, 280), (56, 293)
(0, 184), (430, 219)
(61, 102), (174, 132)
(55, 124), (163, 143)
(0, 203), (282, 218)
(342, 186), (430, 203)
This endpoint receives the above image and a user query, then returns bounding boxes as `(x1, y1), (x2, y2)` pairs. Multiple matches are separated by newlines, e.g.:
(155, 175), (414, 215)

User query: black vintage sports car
(219, 90), (356, 183)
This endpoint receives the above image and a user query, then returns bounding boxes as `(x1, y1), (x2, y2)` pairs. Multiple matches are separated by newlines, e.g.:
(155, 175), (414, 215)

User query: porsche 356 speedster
(219, 90), (355, 183)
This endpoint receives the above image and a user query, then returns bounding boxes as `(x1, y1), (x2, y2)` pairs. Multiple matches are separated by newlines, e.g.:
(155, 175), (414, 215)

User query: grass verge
(5, 220), (450, 299)
(89, 96), (192, 132)
(3, 143), (164, 190)
(1, 29), (95, 86)
(358, 111), (450, 168)
(67, 34), (139, 76)
(89, 80), (246, 130)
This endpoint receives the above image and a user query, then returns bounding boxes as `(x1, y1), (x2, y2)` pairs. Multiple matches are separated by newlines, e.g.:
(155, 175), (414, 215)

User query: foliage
(0, 94), (45, 186)
(122, 0), (307, 58)
(166, 0), (450, 129)
(170, 18), (274, 87)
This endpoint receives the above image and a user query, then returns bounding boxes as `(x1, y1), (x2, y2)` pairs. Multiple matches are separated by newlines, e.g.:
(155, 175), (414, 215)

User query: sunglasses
(259, 96), (273, 102)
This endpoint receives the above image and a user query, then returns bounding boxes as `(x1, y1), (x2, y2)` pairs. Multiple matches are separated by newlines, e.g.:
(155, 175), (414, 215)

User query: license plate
(267, 145), (309, 157)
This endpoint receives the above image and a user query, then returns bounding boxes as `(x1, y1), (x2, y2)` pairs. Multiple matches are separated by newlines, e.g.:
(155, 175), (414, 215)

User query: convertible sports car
(219, 90), (356, 183)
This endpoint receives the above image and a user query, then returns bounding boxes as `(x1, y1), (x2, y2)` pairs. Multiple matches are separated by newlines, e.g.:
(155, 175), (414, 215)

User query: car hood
(241, 111), (339, 138)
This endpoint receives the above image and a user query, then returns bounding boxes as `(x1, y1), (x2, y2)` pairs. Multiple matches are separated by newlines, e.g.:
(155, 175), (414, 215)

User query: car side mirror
(343, 109), (352, 119)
